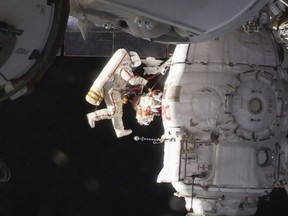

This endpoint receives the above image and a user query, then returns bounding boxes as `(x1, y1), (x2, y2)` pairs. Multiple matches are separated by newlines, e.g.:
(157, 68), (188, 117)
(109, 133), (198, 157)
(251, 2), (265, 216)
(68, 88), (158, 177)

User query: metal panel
(64, 16), (174, 57)
(105, 0), (270, 43)
(114, 32), (168, 58)
(64, 31), (113, 57)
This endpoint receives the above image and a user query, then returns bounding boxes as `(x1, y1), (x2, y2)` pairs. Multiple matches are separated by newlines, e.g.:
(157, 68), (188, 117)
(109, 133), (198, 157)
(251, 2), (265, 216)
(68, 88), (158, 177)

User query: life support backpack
(85, 48), (140, 106)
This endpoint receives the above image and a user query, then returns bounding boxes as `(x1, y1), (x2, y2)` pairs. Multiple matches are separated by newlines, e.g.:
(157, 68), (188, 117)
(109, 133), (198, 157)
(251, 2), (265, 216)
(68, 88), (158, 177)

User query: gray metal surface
(64, 31), (114, 57)
(64, 16), (174, 57)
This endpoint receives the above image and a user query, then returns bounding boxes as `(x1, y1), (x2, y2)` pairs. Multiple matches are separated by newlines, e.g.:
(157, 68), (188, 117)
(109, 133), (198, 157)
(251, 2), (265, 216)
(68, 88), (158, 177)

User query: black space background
(0, 56), (288, 216)
(0, 56), (187, 216)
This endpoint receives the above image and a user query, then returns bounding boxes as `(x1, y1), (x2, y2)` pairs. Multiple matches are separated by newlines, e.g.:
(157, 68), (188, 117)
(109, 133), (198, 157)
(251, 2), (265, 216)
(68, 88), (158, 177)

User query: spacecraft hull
(159, 29), (288, 215)
(0, 0), (69, 102)
(70, 0), (271, 43)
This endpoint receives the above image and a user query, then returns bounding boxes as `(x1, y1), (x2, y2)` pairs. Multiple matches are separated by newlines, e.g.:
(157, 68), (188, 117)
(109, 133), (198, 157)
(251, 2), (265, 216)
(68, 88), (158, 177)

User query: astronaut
(85, 49), (148, 138)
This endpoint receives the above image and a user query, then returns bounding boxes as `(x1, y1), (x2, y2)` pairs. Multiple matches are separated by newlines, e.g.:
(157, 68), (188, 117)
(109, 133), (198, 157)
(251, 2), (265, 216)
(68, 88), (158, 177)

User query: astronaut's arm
(120, 68), (148, 86)
(128, 76), (148, 86)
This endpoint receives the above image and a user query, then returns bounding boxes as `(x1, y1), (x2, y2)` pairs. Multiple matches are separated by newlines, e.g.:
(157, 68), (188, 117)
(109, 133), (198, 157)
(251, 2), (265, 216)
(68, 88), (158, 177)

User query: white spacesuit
(86, 49), (148, 138)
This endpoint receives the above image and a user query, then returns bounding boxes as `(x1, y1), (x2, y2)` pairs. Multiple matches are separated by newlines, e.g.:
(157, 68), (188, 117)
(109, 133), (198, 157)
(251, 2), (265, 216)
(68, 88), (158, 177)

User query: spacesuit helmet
(129, 51), (141, 68)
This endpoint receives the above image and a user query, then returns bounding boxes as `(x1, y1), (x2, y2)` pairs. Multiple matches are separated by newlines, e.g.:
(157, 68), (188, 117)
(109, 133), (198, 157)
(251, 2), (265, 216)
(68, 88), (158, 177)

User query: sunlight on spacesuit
(85, 48), (148, 138)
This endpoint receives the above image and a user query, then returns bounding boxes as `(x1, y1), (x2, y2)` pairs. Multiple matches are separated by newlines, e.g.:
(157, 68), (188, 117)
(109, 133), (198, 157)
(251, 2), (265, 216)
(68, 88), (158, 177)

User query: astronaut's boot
(115, 129), (132, 138)
(87, 112), (96, 128)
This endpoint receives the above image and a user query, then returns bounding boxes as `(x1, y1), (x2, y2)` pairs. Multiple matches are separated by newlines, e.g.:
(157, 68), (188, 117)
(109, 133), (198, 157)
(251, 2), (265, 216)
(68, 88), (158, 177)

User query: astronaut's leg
(107, 90), (132, 137)
(87, 105), (122, 128)
(112, 115), (132, 138)
(87, 88), (132, 137)
(95, 88), (122, 118)
(86, 88), (117, 128)
(87, 112), (96, 128)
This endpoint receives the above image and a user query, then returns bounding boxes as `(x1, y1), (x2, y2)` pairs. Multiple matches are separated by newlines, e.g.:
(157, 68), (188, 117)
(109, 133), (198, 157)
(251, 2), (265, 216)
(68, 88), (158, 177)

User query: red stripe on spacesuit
(106, 53), (129, 83)
(95, 89), (119, 119)
(122, 68), (134, 81)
